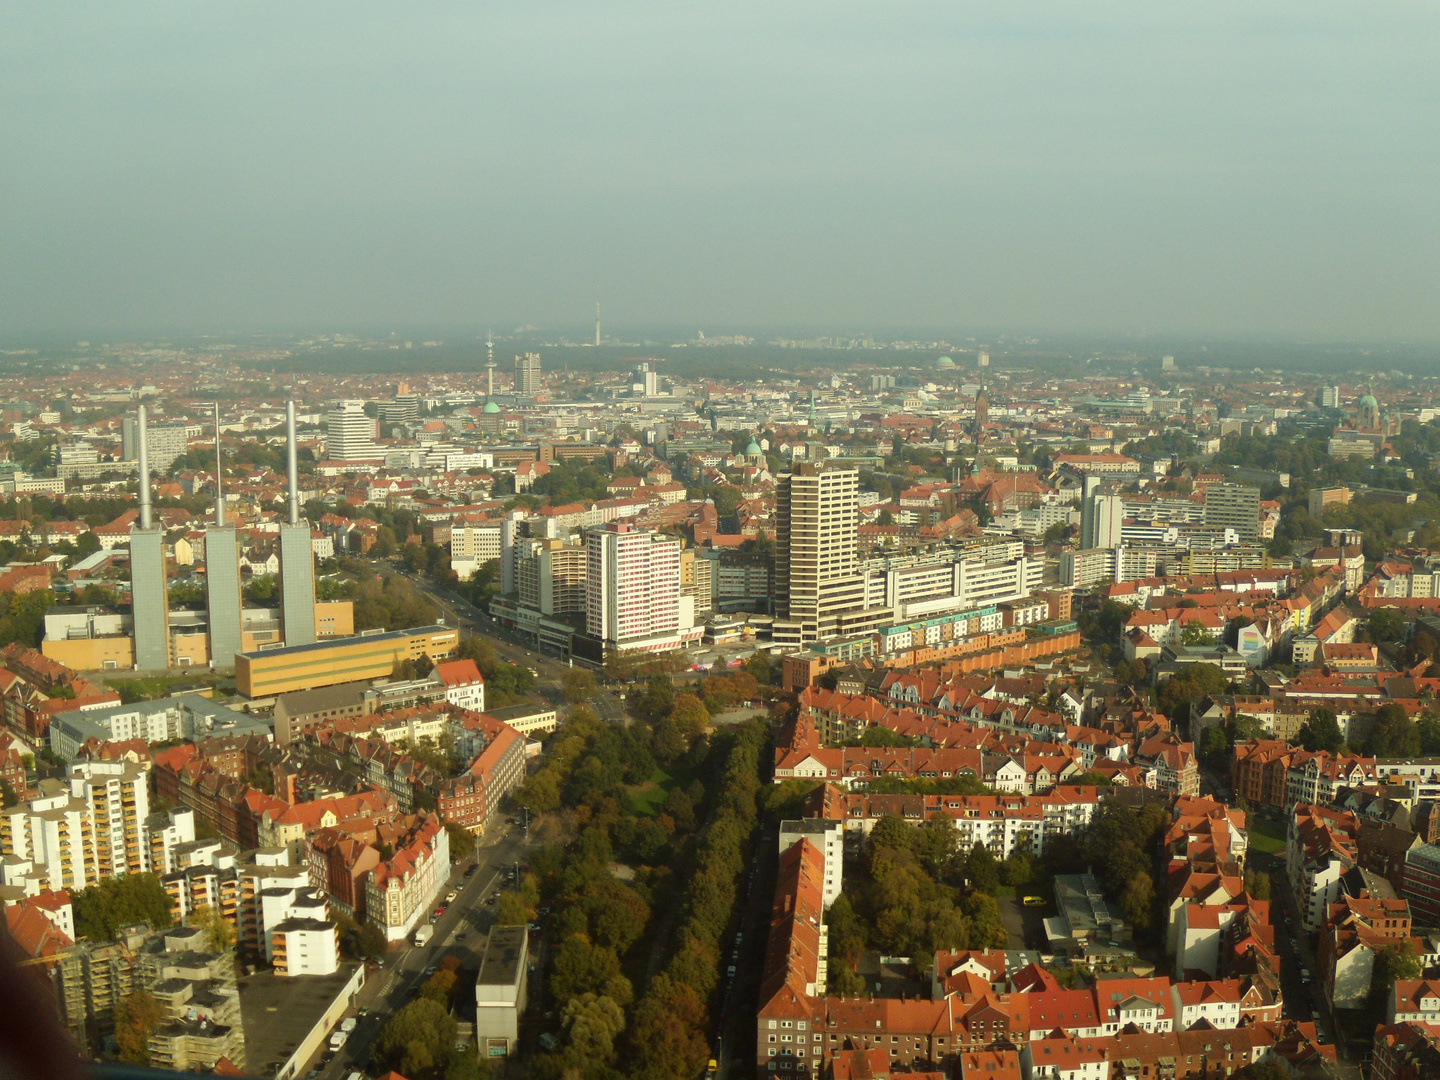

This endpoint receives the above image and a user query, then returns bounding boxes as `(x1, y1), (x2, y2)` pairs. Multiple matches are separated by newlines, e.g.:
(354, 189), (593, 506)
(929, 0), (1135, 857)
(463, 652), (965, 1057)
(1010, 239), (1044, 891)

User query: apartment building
(774, 465), (891, 646)
(1287, 804), (1361, 933)
(364, 813), (450, 941)
(585, 522), (699, 652)
(0, 761), (151, 894)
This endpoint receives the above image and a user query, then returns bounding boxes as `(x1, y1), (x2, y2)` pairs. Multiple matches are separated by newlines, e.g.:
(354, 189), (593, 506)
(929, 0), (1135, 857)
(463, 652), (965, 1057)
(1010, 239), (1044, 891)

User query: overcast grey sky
(3, 2), (1437, 341)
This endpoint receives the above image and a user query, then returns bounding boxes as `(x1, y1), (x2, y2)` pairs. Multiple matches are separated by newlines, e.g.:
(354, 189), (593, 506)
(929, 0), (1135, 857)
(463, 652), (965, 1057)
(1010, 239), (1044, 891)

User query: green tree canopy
(1297, 707), (1344, 753)
(73, 874), (173, 941)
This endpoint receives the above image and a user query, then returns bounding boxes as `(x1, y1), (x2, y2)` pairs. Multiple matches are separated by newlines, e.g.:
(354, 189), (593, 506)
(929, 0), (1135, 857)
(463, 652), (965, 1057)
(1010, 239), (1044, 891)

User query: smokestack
(137, 404), (152, 530)
(213, 402), (225, 527)
(286, 400), (300, 525)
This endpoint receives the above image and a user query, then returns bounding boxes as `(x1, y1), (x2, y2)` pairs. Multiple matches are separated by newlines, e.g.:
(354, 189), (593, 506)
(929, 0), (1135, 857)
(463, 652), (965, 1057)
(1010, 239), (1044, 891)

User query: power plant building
(205, 404), (243, 670)
(279, 401), (316, 647)
(129, 406), (171, 671)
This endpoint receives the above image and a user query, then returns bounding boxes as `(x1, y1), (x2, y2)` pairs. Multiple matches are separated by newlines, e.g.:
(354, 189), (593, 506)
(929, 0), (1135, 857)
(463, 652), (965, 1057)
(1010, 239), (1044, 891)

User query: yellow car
(1022, 895), (1046, 907)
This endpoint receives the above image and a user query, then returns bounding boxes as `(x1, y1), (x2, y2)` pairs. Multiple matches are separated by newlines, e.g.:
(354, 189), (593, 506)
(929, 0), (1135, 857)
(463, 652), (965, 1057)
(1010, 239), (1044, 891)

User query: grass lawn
(626, 758), (700, 816)
(627, 767), (673, 816)
(1248, 818), (1286, 855)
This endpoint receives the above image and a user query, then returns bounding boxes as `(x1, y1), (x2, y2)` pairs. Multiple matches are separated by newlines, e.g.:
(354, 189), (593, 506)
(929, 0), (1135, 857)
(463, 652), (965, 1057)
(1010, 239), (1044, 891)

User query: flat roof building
(475, 925), (528, 1059)
(234, 625), (458, 699)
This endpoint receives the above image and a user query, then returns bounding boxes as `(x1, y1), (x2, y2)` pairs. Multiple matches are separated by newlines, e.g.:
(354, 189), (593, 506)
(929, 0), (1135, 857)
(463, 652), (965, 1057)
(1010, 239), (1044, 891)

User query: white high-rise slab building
(326, 400), (381, 460)
(585, 523), (696, 652)
(1081, 493), (1125, 550)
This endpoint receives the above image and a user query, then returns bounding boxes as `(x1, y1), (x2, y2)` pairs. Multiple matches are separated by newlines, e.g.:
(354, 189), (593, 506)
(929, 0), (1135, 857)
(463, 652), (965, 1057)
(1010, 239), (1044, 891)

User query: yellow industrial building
(42, 601), (355, 673)
(235, 624), (459, 699)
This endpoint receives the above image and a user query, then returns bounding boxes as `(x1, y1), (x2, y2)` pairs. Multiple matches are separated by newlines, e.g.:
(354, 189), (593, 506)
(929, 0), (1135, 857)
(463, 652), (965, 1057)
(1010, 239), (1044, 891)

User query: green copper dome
(935, 355), (956, 367)
(745, 438), (762, 455)
(483, 400), (501, 413)
(1359, 393), (1378, 409)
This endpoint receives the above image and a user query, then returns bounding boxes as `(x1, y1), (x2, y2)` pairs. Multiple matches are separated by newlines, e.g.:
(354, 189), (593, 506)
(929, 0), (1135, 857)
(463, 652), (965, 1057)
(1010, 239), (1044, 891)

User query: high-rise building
(121, 418), (188, 471)
(0, 760), (151, 893)
(280, 401), (316, 646)
(205, 404), (242, 670)
(1081, 493), (1124, 550)
(517, 538), (587, 617)
(57, 442), (99, 466)
(680, 547), (713, 617)
(130, 406), (170, 671)
(376, 395), (419, 424)
(632, 362), (659, 397)
(1320, 385), (1341, 409)
(1203, 483), (1261, 540)
(977, 350), (989, 368)
(585, 523), (694, 651)
(774, 465), (889, 644)
(325, 400), (380, 460)
(514, 352), (542, 394)
(1161, 355), (1176, 372)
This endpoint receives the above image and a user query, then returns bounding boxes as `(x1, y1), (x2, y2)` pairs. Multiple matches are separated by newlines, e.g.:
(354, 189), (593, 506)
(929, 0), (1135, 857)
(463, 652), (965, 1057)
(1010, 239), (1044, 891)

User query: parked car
(445, 890), (458, 903)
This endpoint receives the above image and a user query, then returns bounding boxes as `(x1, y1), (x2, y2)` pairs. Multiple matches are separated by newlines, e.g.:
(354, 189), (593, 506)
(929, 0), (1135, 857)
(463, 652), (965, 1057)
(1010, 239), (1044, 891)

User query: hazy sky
(3, 3), (1438, 341)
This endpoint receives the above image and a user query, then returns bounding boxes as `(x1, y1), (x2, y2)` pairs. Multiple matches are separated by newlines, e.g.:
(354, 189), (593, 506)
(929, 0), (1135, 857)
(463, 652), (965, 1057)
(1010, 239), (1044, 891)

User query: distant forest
(6, 335), (1440, 382)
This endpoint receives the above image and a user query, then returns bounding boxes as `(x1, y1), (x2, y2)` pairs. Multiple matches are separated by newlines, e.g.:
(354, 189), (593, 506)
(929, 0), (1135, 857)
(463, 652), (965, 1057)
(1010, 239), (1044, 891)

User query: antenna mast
(486, 330), (497, 397)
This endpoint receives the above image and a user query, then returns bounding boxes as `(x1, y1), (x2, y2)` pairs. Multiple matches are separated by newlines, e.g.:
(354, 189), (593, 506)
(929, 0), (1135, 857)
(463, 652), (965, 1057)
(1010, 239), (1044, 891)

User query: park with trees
(501, 688), (767, 1080)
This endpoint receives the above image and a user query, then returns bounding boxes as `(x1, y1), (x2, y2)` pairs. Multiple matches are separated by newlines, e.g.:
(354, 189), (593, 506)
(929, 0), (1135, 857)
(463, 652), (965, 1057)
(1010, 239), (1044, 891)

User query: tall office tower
(122, 417), (189, 471)
(775, 465), (884, 643)
(279, 401), (316, 646)
(376, 395), (419, 424)
(1081, 491), (1125, 550)
(977, 350), (989, 368)
(1320, 385), (1341, 409)
(205, 404), (243, 669)
(1203, 482), (1261, 540)
(585, 522), (691, 650)
(325, 400), (380, 460)
(631, 362), (659, 398)
(1161, 355), (1177, 372)
(514, 352), (542, 394)
(130, 406), (170, 671)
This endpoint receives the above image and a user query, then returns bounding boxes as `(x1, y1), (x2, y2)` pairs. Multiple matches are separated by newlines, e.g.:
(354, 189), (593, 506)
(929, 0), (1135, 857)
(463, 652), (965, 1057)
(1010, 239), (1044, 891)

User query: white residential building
(585, 522), (699, 652)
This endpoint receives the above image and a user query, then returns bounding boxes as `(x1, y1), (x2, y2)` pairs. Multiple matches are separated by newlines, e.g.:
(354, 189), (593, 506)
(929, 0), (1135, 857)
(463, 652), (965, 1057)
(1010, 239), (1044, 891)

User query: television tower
(485, 330), (496, 398)
(595, 299), (601, 348)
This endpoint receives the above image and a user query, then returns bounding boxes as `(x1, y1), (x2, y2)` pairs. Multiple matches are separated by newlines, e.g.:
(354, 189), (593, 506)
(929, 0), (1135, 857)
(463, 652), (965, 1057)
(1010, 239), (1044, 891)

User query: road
(305, 817), (532, 1080)
(714, 827), (775, 1080)
(395, 566), (629, 723)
